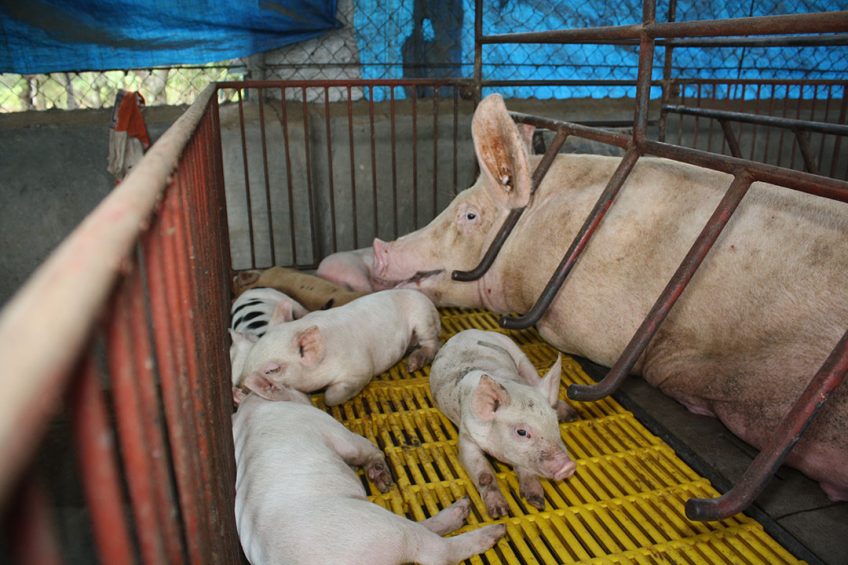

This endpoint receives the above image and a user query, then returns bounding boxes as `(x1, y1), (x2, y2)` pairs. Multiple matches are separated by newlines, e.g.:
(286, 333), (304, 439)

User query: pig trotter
(556, 399), (579, 422)
(518, 472), (546, 511)
(407, 347), (435, 373)
(420, 497), (471, 535)
(365, 458), (395, 493)
(481, 485), (509, 519)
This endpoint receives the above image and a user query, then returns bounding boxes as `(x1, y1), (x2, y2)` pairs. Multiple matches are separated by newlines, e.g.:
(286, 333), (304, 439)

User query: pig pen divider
(0, 85), (241, 563)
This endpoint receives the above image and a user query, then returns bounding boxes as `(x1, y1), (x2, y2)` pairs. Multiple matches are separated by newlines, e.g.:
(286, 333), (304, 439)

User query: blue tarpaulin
(0, 0), (340, 74)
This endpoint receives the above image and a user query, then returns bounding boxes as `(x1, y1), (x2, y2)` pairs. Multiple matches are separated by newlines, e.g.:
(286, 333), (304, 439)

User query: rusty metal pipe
(452, 130), (568, 282)
(686, 329), (848, 521)
(501, 147), (641, 329)
(718, 120), (743, 158)
(568, 174), (753, 401)
(664, 104), (848, 136)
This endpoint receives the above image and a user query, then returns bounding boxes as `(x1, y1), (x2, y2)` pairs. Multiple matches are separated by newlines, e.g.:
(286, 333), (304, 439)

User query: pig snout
(542, 451), (577, 481)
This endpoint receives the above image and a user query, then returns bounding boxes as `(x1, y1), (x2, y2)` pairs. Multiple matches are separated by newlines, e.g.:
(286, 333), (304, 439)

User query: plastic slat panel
(315, 309), (804, 564)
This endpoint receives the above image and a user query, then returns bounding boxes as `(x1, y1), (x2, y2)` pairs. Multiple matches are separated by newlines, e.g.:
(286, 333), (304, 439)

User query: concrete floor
(577, 360), (848, 565)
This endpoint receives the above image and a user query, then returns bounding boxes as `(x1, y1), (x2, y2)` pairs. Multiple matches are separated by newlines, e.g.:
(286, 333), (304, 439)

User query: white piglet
(229, 288), (308, 394)
(239, 289), (440, 406)
(233, 393), (506, 565)
(429, 329), (578, 518)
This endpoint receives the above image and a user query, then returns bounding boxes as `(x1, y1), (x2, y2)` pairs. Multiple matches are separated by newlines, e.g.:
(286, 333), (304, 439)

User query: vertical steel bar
(302, 87), (320, 263)
(474, 0), (483, 103)
(789, 85), (805, 170)
(369, 86), (379, 240)
(390, 86), (398, 239)
(453, 86), (459, 195)
(346, 85), (359, 248)
(257, 88), (276, 265)
(776, 84), (791, 168)
(501, 147), (641, 328)
(433, 86), (440, 218)
(686, 329), (848, 521)
(108, 281), (168, 565)
(280, 88), (299, 266)
(706, 84), (716, 154)
(764, 83), (777, 165)
(749, 82), (762, 161)
(719, 119), (743, 158)
(657, 0), (677, 142)
(323, 87), (337, 254)
(817, 84), (832, 172)
(830, 94), (847, 179)
(144, 210), (209, 564)
(693, 83), (702, 150)
(633, 0), (656, 144)
(412, 87), (419, 228)
(236, 89), (256, 268)
(71, 353), (136, 565)
(568, 174), (753, 401)
(8, 477), (63, 565)
(795, 131), (819, 173)
(452, 129), (569, 282)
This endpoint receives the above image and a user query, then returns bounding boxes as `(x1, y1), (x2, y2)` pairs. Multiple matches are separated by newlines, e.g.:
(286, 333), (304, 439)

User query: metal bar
(657, 0), (677, 142)
(633, 0), (656, 145)
(686, 329), (848, 521)
(390, 87), (398, 239)
(509, 112), (631, 149)
(831, 95), (848, 178)
(412, 87), (419, 229)
(302, 88), (320, 263)
(795, 131), (819, 174)
(719, 120), (743, 158)
(72, 353), (137, 564)
(8, 477), (63, 565)
(347, 85), (359, 248)
(664, 104), (848, 136)
(501, 147), (641, 329)
(108, 281), (168, 565)
(473, 0), (483, 102)
(257, 88), (276, 264)
(236, 89), (256, 268)
(452, 130), (568, 282)
(324, 86), (337, 253)
(369, 86), (379, 241)
(480, 12), (848, 44)
(0, 86), (216, 507)
(568, 175), (753, 401)
(433, 87), (440, 220)
(280, 88), (299, 266)
(659, 33), (848, 47)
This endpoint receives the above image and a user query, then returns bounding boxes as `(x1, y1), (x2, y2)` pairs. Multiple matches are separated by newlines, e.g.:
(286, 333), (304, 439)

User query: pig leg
(411, 523), (506, 565)
(419, 497), (472, 535)
(459, 438), (509, 519)
(407, 310), (442, 372)
(516, 468), (546, 511)
(324, 380), (369, 407)
(322, 423), (394, 493)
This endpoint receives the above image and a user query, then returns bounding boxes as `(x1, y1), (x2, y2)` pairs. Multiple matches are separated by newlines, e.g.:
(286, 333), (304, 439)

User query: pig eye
(516, 428), (529, 438)
(465, 212), (477, 221)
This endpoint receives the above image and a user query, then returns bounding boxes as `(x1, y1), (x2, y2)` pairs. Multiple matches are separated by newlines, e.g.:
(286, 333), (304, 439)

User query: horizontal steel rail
(482, 11), (848, 44)
(664, 105), (848, 136)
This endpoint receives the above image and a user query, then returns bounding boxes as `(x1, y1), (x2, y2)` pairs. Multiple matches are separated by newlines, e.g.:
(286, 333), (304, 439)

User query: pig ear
(229, 329), (258, 345)
(270, 300), (294, 325)
(537, 354), (563, 407)
(294, 325), (324, 366)
(243, 371), (282, 400)
(472, 94), (533, 210)
(232, 386), (249, 406)
(471, 375), (512, 422)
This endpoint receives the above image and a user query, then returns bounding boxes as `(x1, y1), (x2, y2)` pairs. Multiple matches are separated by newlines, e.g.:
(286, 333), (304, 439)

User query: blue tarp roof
(0, 0), (340, 74)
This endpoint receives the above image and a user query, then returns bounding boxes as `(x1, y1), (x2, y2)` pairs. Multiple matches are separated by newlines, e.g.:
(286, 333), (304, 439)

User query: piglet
(429, 329), (578, 518)
(240, 289), (440, 406)
(316, 247), (383, 292)
(233, 392), (506, 565)
(232, 267), (369, 310)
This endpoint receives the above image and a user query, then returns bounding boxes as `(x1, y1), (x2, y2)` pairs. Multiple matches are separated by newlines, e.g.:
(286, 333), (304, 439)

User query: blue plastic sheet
(0, 0), (340, 74)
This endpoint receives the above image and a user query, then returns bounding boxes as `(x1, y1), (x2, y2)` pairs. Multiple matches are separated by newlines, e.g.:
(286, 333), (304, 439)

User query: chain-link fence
(1, 0), (845, 111)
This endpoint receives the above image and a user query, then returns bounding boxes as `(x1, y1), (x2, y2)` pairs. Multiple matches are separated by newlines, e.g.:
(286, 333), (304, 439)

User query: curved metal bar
(452, 130), (568, 282)
(568, 174), (753, 401)
(500, 147), (641, 329)
(686, 329), (848, 521)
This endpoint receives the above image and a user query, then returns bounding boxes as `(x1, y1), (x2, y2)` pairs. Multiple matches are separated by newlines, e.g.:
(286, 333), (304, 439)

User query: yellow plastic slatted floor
(315, 308), (803, 564)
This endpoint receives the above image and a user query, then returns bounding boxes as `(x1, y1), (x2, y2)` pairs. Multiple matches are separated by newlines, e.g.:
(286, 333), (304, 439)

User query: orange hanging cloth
(107, 90), (150, 182)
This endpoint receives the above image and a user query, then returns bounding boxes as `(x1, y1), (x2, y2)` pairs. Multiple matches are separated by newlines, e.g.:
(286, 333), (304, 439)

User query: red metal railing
(0, 86), (241, 563)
